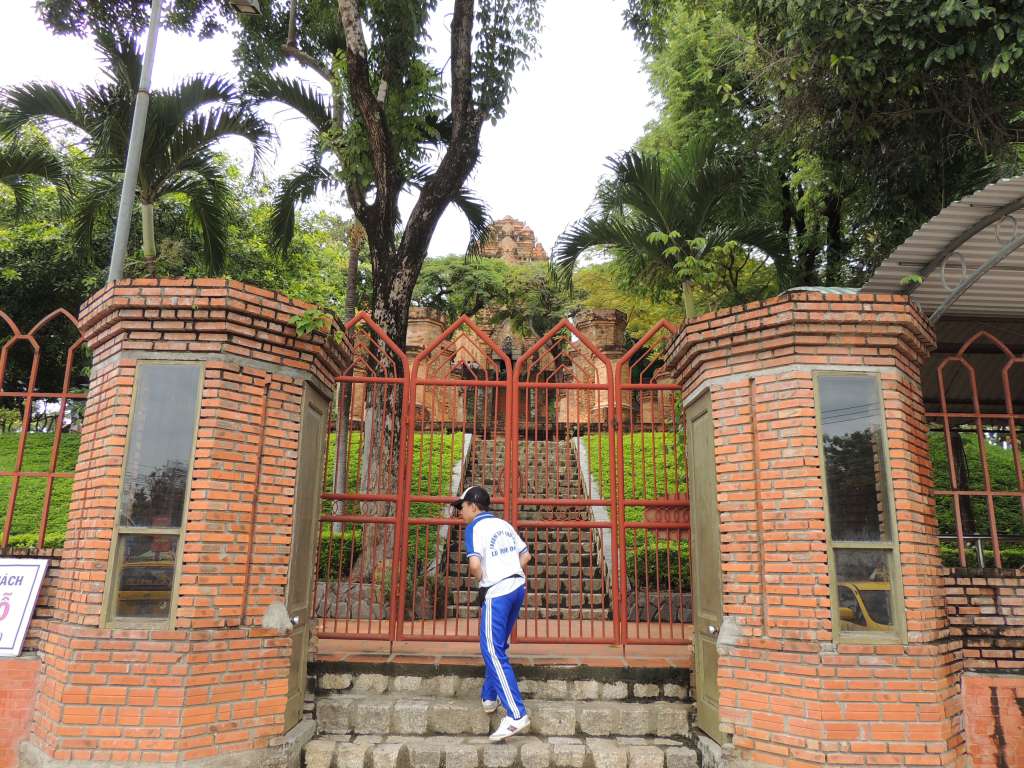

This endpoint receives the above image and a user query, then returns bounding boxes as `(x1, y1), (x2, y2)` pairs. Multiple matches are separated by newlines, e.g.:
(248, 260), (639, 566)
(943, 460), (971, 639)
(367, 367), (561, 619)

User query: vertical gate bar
(393, 351), (415, 641)
(1001, 362), (1024, 532)
(966, 364), (1002, 567)
(937, 363), (967, 566)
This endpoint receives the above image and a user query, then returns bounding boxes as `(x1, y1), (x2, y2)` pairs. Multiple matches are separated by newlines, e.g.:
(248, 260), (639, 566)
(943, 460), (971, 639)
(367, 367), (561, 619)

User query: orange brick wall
(21, 279), (344, 764)
(669, 292), (965, 767)
(944, 570), (1024, 674)
(0, 656), (40, 768)
(946, 571), (1024, 768)
(962, 674), (1024, 768)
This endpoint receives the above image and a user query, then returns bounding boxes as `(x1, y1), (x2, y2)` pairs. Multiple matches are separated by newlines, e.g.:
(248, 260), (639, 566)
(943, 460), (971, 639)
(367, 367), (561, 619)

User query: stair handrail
(570, 436), (616, 609)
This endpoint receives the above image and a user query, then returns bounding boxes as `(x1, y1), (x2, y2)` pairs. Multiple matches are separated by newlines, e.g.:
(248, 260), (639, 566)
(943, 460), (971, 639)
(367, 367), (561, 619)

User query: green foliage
(0, 35), (271, 274)
(413, 256), (570, 336)
(626, 0), (1024, 289)
(583, 432), (689, 590)
(413, 255), (512, 321)
(571, 264), (684, 338)
(930, 429), (1024, 538)
(939, 544), (1024, 570)
(320, 430), (465, 580)
(554, 143), (779, 316)
(0, 432), (80, 549)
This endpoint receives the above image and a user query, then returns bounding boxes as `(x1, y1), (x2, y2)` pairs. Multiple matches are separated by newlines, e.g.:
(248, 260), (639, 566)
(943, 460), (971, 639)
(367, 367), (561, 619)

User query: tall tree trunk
(681, 281), (696, 320)
(141, 201), (157, 276)
(344, 223), (364, 320)
(823, 193), (846, 286)
(348, 245), (419, 584)
(333, 223), (365, 533)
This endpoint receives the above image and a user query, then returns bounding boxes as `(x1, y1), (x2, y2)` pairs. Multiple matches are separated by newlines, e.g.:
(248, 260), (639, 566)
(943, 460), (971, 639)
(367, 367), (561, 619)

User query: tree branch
(337, 0), (399, 238)
(281, 44), (332, 84)
(450, 0), (475, 136)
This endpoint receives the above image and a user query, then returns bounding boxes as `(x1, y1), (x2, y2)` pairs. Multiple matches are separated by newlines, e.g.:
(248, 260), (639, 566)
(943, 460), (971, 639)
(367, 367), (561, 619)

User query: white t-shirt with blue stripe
(465, 512), (528, 600)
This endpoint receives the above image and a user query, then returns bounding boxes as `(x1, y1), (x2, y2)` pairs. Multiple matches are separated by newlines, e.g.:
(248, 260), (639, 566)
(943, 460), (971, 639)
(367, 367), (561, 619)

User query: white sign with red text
(0, 559), (48, 657)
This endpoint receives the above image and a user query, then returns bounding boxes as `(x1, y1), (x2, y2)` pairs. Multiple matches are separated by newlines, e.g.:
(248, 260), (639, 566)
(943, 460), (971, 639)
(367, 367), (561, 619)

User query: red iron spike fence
(316, 311), (409, 639)
(0, 309), (87, 551)
(614, 320), (689, 643)
(928, 329), (1024, 569)
(315, 313), (691, 646)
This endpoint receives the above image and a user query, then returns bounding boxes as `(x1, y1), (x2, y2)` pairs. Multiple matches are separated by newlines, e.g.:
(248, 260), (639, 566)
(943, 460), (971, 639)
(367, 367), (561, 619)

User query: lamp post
(228, 0), (263, 15)
(106, 0), (162, 283)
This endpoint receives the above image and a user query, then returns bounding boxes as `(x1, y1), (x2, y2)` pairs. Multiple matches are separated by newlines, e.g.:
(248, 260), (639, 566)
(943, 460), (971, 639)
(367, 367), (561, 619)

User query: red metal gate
(316, 313), (689, 645)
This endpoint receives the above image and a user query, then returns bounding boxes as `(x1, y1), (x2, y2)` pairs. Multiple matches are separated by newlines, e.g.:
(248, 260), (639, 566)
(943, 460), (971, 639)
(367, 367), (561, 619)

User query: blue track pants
(479, 585), (526, 720)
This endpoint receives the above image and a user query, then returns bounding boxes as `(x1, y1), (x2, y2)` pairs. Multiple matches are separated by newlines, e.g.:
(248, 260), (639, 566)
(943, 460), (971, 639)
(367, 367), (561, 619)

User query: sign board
(0, 559), (49, 657)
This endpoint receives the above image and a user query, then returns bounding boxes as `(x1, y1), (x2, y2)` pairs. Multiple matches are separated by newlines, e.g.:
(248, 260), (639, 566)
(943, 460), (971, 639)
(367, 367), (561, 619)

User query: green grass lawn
(585, 432), (689, 590)
(930, 428), (1024, 567)
(0, 432), (79, 548)
(319, 431), (465, 581)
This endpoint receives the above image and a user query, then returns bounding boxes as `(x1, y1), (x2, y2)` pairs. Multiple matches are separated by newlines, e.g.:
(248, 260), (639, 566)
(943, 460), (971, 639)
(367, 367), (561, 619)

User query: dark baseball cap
(452, 485), (490, 511)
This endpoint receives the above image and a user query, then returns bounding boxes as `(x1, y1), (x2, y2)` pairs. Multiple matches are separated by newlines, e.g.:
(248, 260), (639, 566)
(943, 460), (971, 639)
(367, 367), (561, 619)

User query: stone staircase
(304, 665), (698, 768)
(442, 438), (612, 621)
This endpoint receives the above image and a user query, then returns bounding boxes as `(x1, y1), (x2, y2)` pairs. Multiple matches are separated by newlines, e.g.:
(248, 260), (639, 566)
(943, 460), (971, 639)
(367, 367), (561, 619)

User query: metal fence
(0, 309), (88, 550)
(926, 329), (1024, 568)
(315, 312), (690, 645)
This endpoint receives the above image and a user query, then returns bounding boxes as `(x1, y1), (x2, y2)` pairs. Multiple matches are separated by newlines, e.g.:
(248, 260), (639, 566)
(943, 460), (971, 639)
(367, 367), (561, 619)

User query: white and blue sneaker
(482, 699), (499, 713)
(489, 714), (529, 742)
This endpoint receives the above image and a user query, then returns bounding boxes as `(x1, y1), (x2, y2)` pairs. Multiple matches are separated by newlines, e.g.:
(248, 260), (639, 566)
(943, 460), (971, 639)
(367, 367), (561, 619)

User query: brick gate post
(668, 291), (964, 767)
(22, 279), (345, 767)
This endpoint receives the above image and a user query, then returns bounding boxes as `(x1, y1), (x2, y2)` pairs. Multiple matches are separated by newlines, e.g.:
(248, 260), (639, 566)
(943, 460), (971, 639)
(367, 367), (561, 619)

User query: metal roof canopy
(862, 176), (1024, 322)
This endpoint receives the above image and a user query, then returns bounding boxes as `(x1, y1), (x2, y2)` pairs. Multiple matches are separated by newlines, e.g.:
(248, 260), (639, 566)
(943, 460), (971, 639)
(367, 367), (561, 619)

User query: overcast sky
(0, 1), (656, 257)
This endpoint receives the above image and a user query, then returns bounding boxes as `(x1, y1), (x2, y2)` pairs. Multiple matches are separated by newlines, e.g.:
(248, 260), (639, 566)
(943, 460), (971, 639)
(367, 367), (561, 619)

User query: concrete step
(314, 668), (690, 704)
(445, 540), (600, 559)
(315, 696), (692, 740)
(441, 576), (607, 593)
(447, 590), (608, 608)
(304, 735), (699, 768)
(451, 607), (611, 621)
(443, 565), (604, 582)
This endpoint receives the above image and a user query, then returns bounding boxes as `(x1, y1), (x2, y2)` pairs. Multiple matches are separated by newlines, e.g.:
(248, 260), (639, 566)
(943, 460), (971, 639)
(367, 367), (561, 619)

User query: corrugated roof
(862, 176), (1024, 319)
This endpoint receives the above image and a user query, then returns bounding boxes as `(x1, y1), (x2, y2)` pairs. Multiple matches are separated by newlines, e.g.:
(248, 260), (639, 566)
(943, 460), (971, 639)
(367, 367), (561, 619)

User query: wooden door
(685, 392), (723, 743)
(284, 384), (329, 730)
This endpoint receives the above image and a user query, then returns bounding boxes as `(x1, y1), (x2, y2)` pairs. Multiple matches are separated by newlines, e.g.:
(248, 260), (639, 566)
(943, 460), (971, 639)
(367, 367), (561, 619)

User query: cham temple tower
(398, 216), (675, 431)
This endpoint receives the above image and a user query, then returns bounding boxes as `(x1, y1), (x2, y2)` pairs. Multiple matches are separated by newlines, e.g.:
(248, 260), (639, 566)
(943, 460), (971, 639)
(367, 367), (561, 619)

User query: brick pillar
(668, 291), (965, 767)
(24, 279), (345, 766)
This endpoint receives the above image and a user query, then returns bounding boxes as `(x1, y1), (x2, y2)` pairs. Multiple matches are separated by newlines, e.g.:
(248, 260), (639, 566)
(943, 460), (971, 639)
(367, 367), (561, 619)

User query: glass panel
(112, 533), (179, 619)
(818, 376), (891, 541)
(118, 364), (201, 528)
(834, 549), (894, 633)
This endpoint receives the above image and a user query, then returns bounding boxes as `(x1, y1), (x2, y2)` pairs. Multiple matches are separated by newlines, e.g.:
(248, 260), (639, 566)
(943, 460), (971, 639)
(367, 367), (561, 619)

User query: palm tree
(552, 141), (780, 319)
(0, 35), (272, 275)
(0, 133), (64, 216)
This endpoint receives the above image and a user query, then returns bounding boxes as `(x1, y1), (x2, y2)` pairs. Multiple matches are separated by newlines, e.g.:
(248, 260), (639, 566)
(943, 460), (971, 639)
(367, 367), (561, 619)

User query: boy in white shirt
(454, 485), (531, 742)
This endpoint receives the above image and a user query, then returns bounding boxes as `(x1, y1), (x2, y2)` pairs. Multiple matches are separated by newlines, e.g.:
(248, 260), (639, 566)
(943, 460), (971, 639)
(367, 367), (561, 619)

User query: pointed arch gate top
(316, 313), (690, 646)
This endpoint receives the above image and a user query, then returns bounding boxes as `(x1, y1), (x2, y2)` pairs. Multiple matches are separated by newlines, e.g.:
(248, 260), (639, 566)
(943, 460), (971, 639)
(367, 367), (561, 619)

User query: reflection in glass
(118, 364), (201, 527)
(835, 549), (893, 633)
(819, 376), (890, 541)
(113, 533), (179, 619)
